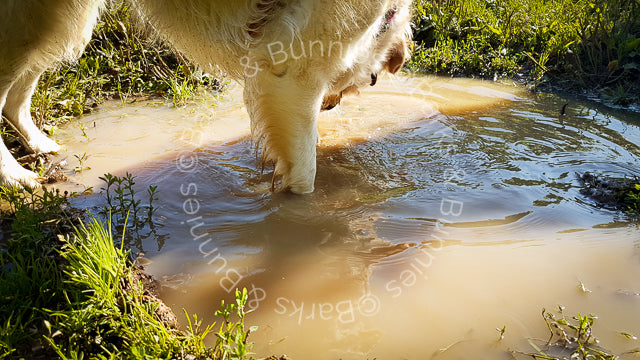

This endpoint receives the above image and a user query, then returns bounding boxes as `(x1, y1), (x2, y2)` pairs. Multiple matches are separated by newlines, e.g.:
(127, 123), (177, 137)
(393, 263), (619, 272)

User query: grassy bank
(0, 187), (255, 359)
(409, 0), (640, 105)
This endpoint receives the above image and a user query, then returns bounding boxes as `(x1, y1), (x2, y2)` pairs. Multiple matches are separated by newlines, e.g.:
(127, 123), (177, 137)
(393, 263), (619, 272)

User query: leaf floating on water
(433, 340), (464, 356)
(623, 348), (640, 357)
(268, 337), (287, 346)
(496, 325), (506, 341)
(578, 281), (592, 294)
(621, 332), (638, 340)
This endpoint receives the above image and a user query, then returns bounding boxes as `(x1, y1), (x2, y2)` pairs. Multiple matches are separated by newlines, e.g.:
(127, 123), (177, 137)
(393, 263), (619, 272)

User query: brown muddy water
(53, 76), (640, 359)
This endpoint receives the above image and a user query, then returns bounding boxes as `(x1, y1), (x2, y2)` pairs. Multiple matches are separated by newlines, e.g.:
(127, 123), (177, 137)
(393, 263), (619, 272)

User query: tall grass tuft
(0, 187), (256, 359)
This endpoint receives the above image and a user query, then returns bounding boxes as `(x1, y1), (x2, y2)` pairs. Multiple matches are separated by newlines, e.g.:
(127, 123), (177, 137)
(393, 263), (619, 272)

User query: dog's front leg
(244, 70), (323, 194)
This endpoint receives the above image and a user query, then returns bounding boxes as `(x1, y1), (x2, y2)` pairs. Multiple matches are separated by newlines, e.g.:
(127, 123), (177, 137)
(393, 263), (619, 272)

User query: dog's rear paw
(28, 132), (61, 154)
(0, 166), (42, 189)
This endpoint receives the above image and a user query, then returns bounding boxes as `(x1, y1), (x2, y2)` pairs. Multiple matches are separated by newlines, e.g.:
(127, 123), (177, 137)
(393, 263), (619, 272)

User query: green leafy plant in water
(524, 306), (619, 359)
(214, 288), (258, 359)
(98, 172), (159, 248)
(73, 152), (90, 173)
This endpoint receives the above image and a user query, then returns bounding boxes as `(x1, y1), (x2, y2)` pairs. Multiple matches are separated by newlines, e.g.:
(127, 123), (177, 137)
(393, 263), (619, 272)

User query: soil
(120, 265), (180, 329)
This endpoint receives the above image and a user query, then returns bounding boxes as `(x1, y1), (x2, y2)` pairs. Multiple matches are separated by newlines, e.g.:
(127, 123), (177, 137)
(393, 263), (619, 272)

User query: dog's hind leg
(244, 73), (323, 194)
(3, 68), (61, 154)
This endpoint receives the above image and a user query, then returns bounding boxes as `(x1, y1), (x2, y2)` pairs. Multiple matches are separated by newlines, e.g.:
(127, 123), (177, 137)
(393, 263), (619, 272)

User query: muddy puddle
(52, 76), (640, 359)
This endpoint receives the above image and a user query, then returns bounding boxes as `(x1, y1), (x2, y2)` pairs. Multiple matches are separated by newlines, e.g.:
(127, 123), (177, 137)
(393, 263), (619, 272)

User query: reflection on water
(54, 76), (640, 359)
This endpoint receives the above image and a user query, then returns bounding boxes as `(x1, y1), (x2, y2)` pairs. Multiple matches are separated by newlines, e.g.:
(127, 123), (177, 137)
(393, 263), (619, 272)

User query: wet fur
(0, 0), (411, 193)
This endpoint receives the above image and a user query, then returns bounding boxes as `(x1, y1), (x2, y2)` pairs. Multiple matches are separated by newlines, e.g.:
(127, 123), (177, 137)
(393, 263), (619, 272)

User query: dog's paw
(27, 132), (61, 154)
(0, 165), (42, 189)
(281, 172), (315, 194)
(287, 182), (314, 194)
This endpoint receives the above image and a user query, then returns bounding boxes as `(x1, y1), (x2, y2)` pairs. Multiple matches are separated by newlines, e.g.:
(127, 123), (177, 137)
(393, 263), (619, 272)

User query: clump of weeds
(520, 306), (621, 359)
(98, 172), (161, 250)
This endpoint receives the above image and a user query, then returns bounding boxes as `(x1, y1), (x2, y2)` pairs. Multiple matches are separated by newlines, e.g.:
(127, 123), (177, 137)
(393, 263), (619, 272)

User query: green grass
(31, 0), (222, 128)
(0, 186), (255, 359)
(409, 0), (640, 104)
(624, 183), (640, 214)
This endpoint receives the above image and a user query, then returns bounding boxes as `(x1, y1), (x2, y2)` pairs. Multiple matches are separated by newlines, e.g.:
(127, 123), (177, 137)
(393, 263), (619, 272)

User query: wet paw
(0, 165), (42, 189)
(281, 173), (315, 194)
(27, 133), (61, 154)
(287, 182), (314, 194)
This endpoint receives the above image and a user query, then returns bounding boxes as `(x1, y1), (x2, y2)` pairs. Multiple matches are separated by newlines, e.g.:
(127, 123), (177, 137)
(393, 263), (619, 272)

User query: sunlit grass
(0, 186), (255, 359)
(409, 0), (640, 102)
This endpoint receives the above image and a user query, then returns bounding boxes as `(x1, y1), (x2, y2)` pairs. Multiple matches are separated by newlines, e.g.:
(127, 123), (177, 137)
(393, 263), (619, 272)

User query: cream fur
(0, 0), (412, 193)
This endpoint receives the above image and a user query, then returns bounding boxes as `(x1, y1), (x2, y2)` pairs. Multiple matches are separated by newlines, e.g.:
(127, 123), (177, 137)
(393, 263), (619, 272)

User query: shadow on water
(52, 76), (640, 359)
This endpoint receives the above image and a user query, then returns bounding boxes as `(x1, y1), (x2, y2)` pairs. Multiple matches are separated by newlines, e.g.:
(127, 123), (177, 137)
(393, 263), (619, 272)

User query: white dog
(0, 0), (412, 194)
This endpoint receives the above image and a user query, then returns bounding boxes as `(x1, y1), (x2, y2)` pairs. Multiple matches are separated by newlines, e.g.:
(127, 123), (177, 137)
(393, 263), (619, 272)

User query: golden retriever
(0, 0), (412, 193)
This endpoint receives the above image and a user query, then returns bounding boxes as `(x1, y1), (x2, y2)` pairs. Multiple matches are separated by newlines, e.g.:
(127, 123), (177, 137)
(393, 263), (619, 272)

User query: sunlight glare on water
(54, 76), (640, 360)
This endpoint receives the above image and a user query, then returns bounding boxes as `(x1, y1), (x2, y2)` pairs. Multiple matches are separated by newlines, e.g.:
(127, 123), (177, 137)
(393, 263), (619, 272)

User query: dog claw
(370, 73), (377, 86)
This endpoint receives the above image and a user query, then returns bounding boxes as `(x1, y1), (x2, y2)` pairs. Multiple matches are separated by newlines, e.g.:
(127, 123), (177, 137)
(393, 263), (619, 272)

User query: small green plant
(214, 288), (258, 359)
(496, 325), (506, 341)
(77, 120), (88, 139)
(73, 152), (90, 173)
(99, 172), (158, 222)
(98, 172), (160, 249)
(181, 289), (258, 360)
